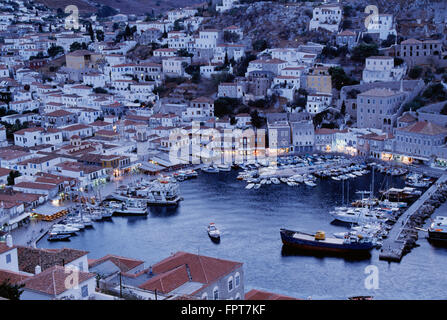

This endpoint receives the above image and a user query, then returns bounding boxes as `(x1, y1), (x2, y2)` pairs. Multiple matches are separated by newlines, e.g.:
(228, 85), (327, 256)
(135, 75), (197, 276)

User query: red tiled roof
(14, 182), (57, 190)
(0, 242), (15, 254)
(139, 251), (242, 294)
(398, 121), (447, 136)
(21, 265), (95, 296)
(89, 254), (144, 273)
(17, 246), (89, 274)
(0, 168), (11, 177)
(0, 269), (30, 285)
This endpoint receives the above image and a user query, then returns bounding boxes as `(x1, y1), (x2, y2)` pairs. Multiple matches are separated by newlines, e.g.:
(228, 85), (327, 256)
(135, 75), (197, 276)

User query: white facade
(309, 4), (342, 33)
(306, 93), (332, 114)
(362, 56), (406, 83)
(365, 14), (397, 40)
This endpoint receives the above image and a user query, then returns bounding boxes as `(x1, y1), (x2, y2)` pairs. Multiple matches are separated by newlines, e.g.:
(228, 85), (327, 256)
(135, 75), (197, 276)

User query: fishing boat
(107, 200), (148, 216)
(428, 216), (447, 242)
(202, 165), (219, 173)
(50, 225), (79, 235)
(245, 183), (255, 190)
(329, 207), (387, 224)
(207, 223), (221, 242)
(380, 187), (422, 202)
(280, 229), (375, 254)
(217, 164), (231, 172)
(254, 183), (261, 189)
(304, 181), (317, 187)
(271, 178), (280, 184)
(110, 178), (182, 206)
(47, 233), (71, 241)
(89, 209), (104, 221)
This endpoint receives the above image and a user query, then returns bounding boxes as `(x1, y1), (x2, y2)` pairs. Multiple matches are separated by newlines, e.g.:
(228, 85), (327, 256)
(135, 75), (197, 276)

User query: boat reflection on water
(280, 245), (372, 261)
(149, 205), (180, 217)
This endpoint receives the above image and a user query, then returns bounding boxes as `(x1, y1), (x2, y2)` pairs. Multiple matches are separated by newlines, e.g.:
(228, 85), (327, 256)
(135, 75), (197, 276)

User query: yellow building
(65, 50), (102, 70)
(306, 66), (332, 94)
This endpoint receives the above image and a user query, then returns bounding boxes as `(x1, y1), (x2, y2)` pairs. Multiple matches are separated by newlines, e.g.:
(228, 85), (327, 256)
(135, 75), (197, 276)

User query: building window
(6, 254), (11, 264)
(235, 273), (240, 287)
(81, 285), (88, 297)
(228, 277), (233, 292)
(213, 287), (219, 300)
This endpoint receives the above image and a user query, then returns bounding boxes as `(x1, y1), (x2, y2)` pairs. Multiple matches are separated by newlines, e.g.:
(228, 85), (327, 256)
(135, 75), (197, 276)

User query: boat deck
(292, 232), (345, 245)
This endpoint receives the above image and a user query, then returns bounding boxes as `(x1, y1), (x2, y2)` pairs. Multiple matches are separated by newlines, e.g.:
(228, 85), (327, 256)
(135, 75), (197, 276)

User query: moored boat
(428, 216), (447, 243)
(280, 229), (375, 254)
(207, 223), (221, 242)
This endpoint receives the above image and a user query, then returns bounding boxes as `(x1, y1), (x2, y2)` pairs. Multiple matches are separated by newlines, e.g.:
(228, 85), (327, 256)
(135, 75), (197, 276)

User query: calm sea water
(39, 170), (447, 299)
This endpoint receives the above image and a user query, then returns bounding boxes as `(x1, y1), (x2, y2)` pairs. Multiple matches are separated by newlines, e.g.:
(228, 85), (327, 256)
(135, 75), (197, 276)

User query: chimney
(35, 265), (41, 275)
(6, 234), (12, 247)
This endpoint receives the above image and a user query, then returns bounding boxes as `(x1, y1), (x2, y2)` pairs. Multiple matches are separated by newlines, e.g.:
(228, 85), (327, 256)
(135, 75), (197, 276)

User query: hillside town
(0, 0), (447, 301)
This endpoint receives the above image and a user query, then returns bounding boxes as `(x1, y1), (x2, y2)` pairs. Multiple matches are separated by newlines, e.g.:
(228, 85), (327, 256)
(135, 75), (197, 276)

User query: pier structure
(379, 174), (447, 262)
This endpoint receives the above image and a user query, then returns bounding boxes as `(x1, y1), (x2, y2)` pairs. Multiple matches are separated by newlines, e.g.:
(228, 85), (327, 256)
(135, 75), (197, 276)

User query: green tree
(408, 66), (423, 79)
(252, 39), (269, 52)
(223, 31), (240, 43)
(47, 45), (64, 58)
(87, 23), (94, 41)
(7, 170), (20, 186)
(351, 43), (379, 62)
(328, 67), (359, 90)
(93, 87), (108, 94)
(69, 42), (82, 52)
(96, 30), (104, 42)
(0, 280), (24, 300)
(213, 97), (240, 118)
(340, 100), (346, 115)
(250, 110), (264, 128)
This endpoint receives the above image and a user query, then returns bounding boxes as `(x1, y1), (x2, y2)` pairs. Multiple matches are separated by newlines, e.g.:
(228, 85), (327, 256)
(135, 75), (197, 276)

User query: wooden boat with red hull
(280, 229), (375, 254)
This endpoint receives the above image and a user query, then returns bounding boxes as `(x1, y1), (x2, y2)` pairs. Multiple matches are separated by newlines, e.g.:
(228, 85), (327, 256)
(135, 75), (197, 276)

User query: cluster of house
(0, 235), (297, 300)
(0, 1), (445, 235)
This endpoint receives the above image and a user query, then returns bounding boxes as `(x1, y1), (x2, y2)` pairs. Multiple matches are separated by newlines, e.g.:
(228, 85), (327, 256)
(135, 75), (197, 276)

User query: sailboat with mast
(329, 166), (388, 224)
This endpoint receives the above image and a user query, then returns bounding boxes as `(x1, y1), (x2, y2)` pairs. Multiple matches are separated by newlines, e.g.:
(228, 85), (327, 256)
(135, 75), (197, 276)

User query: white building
(162, 57), (191, 77)
(306, 93), (333, 114)
(216, 0), (237, 12)
(14, 128), (63, 148)
(362, 56), (406, 83)
(365, 13), (397, 41)
(309, 3), (342, 33)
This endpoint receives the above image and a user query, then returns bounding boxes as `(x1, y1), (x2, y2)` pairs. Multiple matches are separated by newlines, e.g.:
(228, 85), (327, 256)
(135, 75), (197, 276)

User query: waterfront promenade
(379, 174), (447, 262)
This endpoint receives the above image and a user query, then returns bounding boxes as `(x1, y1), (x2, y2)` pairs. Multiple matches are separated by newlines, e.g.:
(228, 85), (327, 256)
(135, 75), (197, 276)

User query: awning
(8, 212), (30, 225)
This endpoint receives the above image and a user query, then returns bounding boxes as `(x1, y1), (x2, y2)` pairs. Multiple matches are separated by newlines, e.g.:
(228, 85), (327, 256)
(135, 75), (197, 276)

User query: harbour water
(39, 170), (447, 299)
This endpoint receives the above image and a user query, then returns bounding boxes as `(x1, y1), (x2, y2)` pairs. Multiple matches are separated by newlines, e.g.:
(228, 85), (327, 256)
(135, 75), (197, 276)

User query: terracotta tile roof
(21, 265), (95, 296)
(139, 264), (189, 294)
(397, 121), (447, 136)
(14, 127), (44, 135)
(17, 246), (89, 274)
(0, 168), (11, 177)
(359, 88), (399, 97)
(0, 269), (30, 285)
(245, 289), (300, 300)
(14, 182), (58, 191)
(398, 113), (417, 123)
(89, 254), (144, 273)
(61, 124), (91, 131)
(139, 251), (242, 294)
(0, 242), (15, 254)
